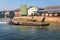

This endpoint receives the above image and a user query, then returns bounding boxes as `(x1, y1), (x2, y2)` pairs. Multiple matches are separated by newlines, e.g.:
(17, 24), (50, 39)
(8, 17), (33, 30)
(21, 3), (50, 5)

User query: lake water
(0, 18), (60, 40)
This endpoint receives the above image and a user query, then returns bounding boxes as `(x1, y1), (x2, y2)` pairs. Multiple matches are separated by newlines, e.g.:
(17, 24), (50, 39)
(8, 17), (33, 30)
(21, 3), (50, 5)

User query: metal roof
(34, 10), (48, 12)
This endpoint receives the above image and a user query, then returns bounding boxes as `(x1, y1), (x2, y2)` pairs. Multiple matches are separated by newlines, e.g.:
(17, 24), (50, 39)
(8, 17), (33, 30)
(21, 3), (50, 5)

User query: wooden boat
(17, 23), (50, 26)
(9, 20), (50, 26)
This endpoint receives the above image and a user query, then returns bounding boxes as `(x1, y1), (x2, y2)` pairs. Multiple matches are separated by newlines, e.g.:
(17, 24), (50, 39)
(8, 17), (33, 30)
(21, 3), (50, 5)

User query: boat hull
(9, 21), (50, 26)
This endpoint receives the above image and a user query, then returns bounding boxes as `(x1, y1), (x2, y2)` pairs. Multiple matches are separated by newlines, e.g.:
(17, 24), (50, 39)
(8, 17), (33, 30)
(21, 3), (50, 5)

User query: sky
(0, 0), (60, 11)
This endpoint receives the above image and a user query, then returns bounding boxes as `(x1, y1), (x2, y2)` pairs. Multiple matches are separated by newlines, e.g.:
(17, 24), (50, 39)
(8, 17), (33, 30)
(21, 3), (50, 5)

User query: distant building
(14, 9), (20, 17)
(27, 6), (38, 16)
(45, 6), (60, 9)
(35, 10), (48, 16)
(9, 11), (15, 18)
(4, 10), (9, 18)
(34, 6), (60, 17)
(0, 10), (14, 18)
(45, 6), (60, 17)
(0, 11), (5, 18)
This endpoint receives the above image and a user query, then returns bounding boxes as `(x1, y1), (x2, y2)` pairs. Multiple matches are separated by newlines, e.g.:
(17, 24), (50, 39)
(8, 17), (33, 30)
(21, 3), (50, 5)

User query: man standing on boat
(41, 17), (45, 22)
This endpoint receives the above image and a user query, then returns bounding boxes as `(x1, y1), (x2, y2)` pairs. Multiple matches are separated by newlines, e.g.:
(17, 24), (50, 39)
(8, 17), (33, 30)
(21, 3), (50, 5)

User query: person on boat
(41, 17), (45, 22)
(31, 17), (36, 22)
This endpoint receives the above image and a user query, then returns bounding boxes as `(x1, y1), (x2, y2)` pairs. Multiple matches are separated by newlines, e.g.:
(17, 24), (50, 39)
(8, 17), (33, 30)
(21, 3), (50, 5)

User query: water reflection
(0, 24), (60, 40)
(0, 18), (60, 40)
(48, 23), (60, 31)
(12, 25), (49, 34)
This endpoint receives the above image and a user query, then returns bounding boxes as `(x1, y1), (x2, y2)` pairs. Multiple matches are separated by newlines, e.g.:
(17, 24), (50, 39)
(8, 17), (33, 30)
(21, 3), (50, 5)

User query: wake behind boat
(0, 22), (8, 24)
